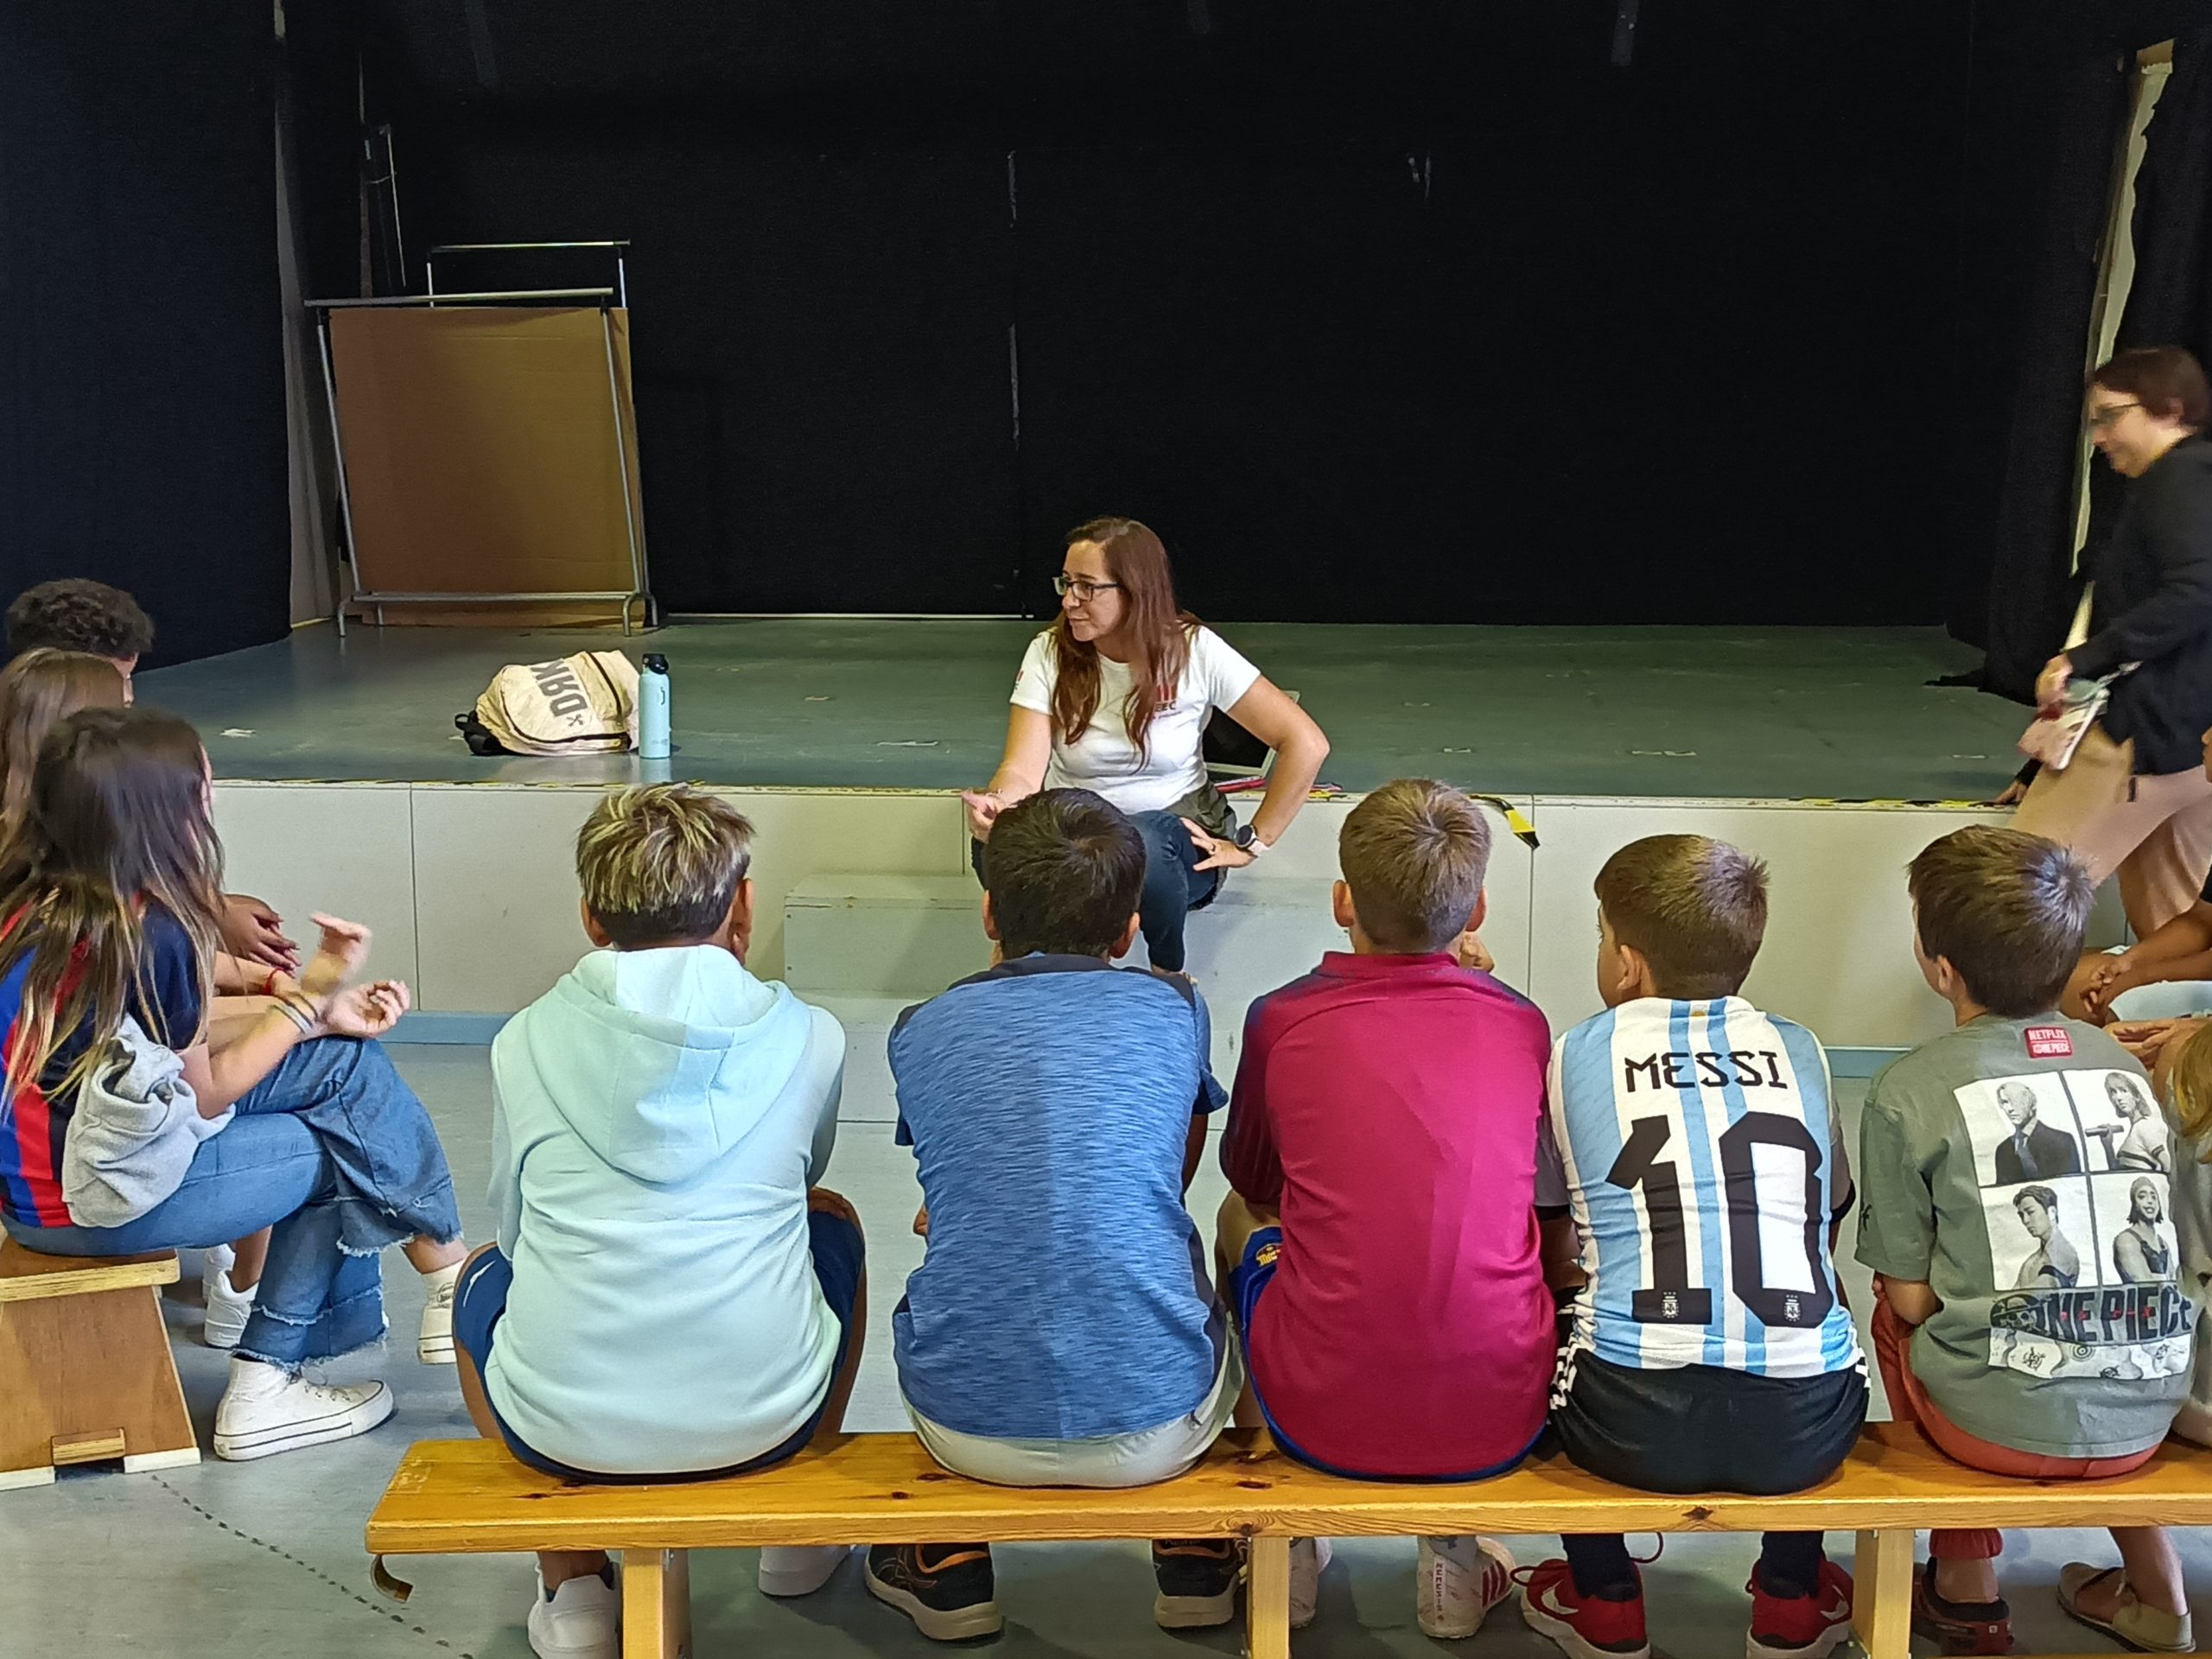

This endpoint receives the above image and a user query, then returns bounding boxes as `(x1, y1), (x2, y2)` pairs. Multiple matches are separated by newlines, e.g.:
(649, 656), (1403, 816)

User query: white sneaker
(1419, 1535), (1518, 1638)
(760, 1544), (852, 1598)
(417, 1264), (461, 1364)
(202, 1268), (257, 1351)
(212, 1358), (392, 1461)
(527, 1569), (620, 1659)
(1290, 1537), (1333, 1630)
(203, 1243), (236, 1281)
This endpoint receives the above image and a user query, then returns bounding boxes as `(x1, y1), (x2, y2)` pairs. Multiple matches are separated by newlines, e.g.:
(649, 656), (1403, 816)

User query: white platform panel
(210, 781), (2115, 1058)
(1524, 798), (2006, 1052)
(404, 785), (963, 1013)
(212, 784), (422, 988)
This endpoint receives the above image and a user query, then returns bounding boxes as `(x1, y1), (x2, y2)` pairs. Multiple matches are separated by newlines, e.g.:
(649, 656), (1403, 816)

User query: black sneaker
(1153, 1538), (1243, 1629)
(866, 1543), (1004, 1642)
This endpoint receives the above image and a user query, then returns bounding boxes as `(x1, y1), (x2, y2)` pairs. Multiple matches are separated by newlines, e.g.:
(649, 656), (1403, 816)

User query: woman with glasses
(961, 518), (1330, 973)
(2016, 346), (2212, 938)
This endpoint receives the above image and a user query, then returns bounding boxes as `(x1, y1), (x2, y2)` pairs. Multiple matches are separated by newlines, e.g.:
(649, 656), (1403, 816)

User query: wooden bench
(366, 1424), (2212, 1659)
(0, 1239), (199, 1489)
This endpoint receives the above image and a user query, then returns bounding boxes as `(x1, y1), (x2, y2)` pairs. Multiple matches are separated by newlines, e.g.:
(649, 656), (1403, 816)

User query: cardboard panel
(329, 306), (643, 601)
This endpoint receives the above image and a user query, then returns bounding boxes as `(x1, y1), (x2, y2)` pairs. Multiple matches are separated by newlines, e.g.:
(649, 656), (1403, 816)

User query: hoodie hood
(511, 946), (811, 1184)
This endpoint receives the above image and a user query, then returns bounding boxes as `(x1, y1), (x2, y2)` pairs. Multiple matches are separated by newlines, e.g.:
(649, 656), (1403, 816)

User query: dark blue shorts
(456, 1204), (865, 1484)
(1231, 1224), (1540, 1484)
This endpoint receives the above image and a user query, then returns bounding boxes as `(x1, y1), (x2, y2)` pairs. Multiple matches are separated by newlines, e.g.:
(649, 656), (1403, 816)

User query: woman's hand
(219, 893), (299, 973)
(297, 913), (375, 1002)
(2035, 653), (2075, 710)
(2080, 952), (2140, 1019)
(320, 979), (410, 1039)
(1992, 778), (2030, 807)
(1183, 818), (1255, 873)
(961, 790), (1004, 842)
(1455, 931), (1495, 973)
(2110, 1017), (2195, 1074)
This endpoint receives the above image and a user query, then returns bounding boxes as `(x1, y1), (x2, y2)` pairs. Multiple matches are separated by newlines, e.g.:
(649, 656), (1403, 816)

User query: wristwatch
(1235, 824), (1272, 859)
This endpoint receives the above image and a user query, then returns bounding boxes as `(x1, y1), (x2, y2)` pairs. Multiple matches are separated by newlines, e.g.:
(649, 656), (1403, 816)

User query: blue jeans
(969, 807), (1221, 972)
(1128, 810), (1220, 974)
(3, 1036), (460, 1370)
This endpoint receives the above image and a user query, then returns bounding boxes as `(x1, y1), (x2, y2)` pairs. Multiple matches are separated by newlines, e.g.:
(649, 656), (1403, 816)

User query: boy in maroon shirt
(1217, 779), (1554, 1639)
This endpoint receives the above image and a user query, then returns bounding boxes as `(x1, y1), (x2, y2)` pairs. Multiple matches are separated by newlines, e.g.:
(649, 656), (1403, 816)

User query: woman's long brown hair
(0, 650), (128, 842)
(1049, 517), (1198, 758)
(0, 706), (225, 1103)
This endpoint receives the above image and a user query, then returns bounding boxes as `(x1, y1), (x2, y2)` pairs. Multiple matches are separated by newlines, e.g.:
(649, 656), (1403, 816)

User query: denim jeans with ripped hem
(6, 1036), (460, 1370)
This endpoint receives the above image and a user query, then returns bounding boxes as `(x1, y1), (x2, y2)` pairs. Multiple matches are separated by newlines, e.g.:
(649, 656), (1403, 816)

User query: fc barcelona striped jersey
(0, 908), (201, 1228)
(1538, 996), (1862, 1378)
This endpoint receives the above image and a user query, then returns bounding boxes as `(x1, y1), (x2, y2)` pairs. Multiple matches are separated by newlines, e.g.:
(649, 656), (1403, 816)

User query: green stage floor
(144, 619), (2028, 802)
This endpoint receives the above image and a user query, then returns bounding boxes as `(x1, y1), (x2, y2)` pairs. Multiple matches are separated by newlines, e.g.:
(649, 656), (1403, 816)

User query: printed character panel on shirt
(2071, 1070), (2171, 1174)
(1957, 1073), (2086, 1187)
(1985, 1178), (2098, 1292)
(2096, 1170), (2178, 1286)
(1550, 1000), (1859, 1380)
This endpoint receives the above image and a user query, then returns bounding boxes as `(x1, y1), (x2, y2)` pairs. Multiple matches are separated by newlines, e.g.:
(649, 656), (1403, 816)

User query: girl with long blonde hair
(0, 705), (467, 1461)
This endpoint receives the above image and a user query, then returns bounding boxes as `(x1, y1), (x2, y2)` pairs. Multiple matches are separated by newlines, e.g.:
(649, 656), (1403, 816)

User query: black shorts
(1552, 1349), (1867, 1497)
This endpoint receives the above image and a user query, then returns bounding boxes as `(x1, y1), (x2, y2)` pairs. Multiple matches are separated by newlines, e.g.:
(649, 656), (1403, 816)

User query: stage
(144, 619), (2068, 1062)
(150, 617), (2025, 800)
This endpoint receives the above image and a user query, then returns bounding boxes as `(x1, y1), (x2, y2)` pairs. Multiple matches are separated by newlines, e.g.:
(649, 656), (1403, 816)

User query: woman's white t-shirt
(1009, 626), (1262, 815)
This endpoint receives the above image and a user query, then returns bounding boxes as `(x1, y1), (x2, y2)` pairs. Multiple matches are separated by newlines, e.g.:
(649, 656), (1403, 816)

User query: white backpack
(466, 651), (639, 755)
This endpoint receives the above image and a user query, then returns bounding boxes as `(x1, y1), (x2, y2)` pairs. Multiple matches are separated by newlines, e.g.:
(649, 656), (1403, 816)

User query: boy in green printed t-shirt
(1857, 826), (2193, 1655)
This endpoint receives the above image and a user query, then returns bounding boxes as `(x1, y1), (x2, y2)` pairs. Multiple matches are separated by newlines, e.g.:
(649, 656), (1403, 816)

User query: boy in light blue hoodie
(452, 785), (864, 1659)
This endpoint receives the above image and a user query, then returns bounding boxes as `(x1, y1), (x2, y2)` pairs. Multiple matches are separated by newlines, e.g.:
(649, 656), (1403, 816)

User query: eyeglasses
(1052, 575), (1122, 602)
(2088, 401), (2142, 431)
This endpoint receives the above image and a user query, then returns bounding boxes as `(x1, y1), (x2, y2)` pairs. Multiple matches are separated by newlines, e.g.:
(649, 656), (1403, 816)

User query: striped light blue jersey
(1538, 997), (1862, 1378)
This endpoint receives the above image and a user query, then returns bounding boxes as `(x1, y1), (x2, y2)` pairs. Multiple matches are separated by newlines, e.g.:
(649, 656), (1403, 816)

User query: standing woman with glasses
(2018, 347), (2212, 938)
(963, 518), (1330, 973)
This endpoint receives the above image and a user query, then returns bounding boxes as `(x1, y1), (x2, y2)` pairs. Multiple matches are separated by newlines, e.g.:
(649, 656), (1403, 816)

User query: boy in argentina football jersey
(1521, 836), (1867, 1659)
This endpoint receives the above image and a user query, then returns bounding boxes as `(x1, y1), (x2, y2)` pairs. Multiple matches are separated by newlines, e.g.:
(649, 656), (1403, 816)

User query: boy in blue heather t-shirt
(868, 788), (1241, 1643)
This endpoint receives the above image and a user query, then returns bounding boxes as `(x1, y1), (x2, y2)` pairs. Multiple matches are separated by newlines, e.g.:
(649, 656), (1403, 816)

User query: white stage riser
(216, 783), (2122, 1062)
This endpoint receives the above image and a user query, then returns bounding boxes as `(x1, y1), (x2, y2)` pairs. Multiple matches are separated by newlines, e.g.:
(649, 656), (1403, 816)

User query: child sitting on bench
(453, 785), (863, 1659)
(1858, 825), (2191, 1655)
(875, 787), (1239, 1643)
(1520, 835), (1866, 1659)
(1216, 779), (1548, 1639)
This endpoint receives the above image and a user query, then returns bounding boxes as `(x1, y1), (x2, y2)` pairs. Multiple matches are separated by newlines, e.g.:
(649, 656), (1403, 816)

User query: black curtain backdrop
(0, 3), (290, 667)
(2115, 33), (2212, 397)
(1960, 33), (2132, 701)
(1958, 5), (2206, 701)
(291, 0), (1981, 625)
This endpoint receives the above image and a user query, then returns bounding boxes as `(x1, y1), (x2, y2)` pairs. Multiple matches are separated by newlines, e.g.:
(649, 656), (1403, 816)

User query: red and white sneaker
(1747, 1560), (1854, 1659)
(1517, 1559), (1651, 1659)
(1417, 1535), (1517, 1638)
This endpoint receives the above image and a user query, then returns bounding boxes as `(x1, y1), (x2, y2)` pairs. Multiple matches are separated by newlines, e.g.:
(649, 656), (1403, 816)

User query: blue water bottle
(638, 653), (671, 760)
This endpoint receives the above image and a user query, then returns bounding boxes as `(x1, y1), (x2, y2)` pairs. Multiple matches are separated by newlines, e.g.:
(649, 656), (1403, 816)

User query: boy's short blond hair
(1906, 824), (2091, 1017)
(1338, 779), (1491, 952)
(1595, 835), (1769, 999)
(576, 784), (754, 948)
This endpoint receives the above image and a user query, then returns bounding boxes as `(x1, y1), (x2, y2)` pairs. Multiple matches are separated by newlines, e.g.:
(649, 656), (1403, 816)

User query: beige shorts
(2013, 724), (2212, 936)
(907, 1336), (1243, 1489)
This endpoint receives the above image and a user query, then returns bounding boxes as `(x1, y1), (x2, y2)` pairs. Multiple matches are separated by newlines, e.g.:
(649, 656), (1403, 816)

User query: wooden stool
(0, 1238), (199, 1489)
